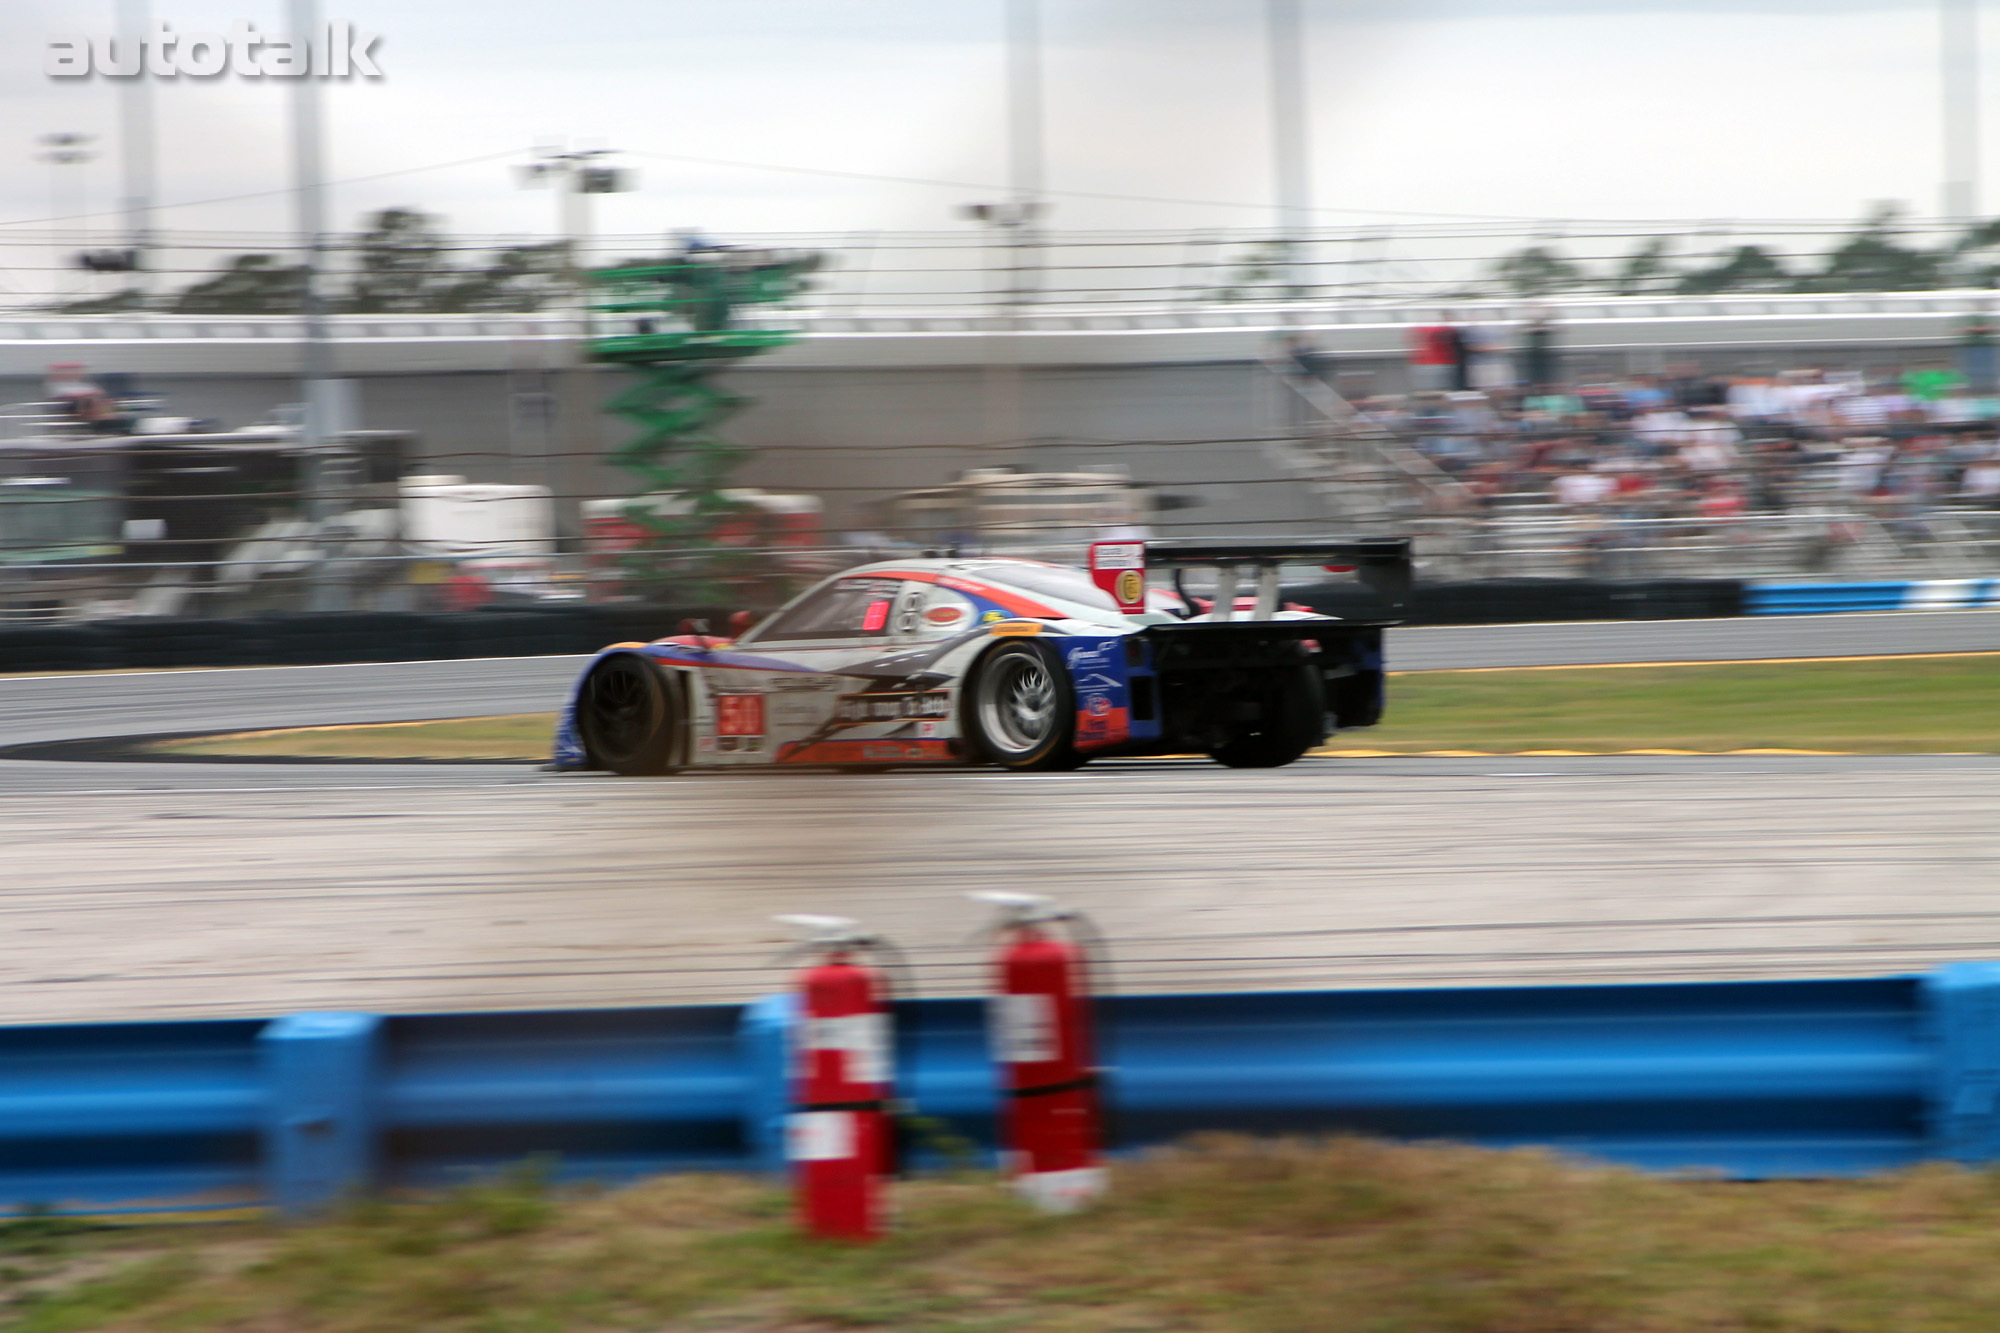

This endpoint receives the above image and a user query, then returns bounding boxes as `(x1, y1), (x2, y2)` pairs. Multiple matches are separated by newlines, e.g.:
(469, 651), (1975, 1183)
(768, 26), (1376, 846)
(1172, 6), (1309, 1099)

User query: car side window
(903, 584), (977, 639)
(744, 577), (902, 643)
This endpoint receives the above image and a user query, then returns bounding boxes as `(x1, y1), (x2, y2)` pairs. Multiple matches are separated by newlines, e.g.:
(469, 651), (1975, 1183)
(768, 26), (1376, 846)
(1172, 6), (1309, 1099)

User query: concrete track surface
(2, 610), (1997, 1023)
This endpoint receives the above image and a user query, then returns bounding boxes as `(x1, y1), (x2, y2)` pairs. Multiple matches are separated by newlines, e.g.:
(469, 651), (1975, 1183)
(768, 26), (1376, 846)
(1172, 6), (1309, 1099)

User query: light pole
(117, 0), (157, 301)
(515, 146), (631, 535)
(1266, 0), (1314, 300)
(287, 0), (361, 609)
(962, 199), (1044, 460)
(957, 0), (1050, 463)
(1942, 0), (1981, 225)
(37, 133), (95, 304)
(1004, 0), (1047, 305)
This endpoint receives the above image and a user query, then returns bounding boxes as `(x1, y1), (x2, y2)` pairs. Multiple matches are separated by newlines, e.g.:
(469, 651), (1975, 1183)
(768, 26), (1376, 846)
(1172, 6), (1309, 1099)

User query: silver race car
(551, 539), (1410, 774)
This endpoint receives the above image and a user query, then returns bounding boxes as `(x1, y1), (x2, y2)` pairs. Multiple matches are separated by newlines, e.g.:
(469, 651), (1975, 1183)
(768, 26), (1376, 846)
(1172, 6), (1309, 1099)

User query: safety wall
(5, 963), (2000, 1216)
(0, 606), (724, 675)
(1743, 579), (2000, 615)
(0, 583), (1757, 675)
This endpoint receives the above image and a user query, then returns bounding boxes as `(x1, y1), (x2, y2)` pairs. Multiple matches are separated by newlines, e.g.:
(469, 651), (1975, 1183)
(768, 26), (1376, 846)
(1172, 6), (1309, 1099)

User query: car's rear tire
(1207, 665), (1325, 769)
(966, 640), (1082, 771)
(577, 654), (681, 775)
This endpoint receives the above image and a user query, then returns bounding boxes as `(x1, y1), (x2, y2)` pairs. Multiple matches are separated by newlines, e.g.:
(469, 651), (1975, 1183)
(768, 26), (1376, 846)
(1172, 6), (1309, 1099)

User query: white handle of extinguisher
(969, 891), (1069, 924)
(774, 913), (868, 946)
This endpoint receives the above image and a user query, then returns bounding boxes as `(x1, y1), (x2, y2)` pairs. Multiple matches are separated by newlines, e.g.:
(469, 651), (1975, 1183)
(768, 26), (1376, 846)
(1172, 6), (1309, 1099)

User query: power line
(0, 149), (524, 231)
(626, 148), (1622, 225)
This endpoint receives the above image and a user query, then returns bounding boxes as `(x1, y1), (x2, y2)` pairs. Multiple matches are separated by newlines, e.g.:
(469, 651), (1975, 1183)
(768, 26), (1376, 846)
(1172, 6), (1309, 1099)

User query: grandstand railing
(3, 289), (2000, 343)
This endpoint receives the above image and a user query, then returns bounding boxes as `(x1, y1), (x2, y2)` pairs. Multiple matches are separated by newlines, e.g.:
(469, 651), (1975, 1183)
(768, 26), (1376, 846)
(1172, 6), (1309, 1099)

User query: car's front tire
(1207, 665), (1326, 769)
(966, 640), (1083, 771)
(577, 654), (682, 775)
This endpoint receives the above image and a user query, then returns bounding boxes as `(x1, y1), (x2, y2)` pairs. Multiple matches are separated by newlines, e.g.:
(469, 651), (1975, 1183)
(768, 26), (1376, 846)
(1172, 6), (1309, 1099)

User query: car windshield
(741, 577), (902, 642)
(970, 562), (1131, 624)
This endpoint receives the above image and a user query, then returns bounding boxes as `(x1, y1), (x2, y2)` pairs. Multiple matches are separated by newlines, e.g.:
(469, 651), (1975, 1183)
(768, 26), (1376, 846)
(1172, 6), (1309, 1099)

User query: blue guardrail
(1745, 579), (2000, 615)
(7, 963), (2000, 1216)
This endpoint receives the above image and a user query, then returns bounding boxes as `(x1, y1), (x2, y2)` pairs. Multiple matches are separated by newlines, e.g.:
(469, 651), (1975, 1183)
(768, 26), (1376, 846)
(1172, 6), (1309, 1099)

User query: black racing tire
(577, 654), (681, 775)
(965, 640), (1082, 772)
(1207, 665), (1326, 769)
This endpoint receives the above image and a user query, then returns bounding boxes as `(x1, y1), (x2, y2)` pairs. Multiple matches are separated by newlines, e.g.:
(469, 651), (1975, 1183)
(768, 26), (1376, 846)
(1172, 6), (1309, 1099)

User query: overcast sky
(0, 0), (1985, 248)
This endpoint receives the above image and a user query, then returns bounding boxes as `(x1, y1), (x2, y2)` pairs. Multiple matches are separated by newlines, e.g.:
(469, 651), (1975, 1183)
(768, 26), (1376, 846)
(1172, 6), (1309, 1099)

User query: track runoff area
(0, 610), (1994, 1025)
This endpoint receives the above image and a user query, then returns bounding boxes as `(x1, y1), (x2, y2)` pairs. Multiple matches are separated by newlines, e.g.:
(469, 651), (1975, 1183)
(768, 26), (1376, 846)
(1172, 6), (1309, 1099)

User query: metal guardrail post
(258, 1011), (384, 1218)
(737, 992), (796, 1176)
(1923, 961), (2000, 1163)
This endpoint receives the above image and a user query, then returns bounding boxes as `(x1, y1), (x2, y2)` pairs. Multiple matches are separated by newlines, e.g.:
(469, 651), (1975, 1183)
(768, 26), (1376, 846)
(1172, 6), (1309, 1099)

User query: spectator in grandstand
(1631, 400), (1693, 455)
(1959, 447), (2000, 501)
(1835, 438), (1893, 496)
(1519, 312), (1558, 390)
(44, 363), (116, 430)
(1679, 408), (1741, 472)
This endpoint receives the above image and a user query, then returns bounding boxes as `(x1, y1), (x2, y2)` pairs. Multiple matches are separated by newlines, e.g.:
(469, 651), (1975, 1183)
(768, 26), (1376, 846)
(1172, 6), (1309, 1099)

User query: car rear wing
(1091, 537), (1412, 620)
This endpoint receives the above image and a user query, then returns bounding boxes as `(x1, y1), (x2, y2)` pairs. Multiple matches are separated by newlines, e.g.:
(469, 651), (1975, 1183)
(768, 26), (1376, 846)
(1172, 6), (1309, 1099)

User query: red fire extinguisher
(776, 914), (898, 1241)
(971, 891), (1108, 1213)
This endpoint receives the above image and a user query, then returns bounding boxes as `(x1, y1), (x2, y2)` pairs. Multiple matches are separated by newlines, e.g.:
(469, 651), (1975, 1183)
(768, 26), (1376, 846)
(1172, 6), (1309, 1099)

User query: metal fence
(10, 216), (2000, 316)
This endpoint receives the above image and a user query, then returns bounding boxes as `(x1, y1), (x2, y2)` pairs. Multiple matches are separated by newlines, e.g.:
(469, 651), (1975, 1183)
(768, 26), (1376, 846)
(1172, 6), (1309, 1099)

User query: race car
(551, 538), (1411, 775)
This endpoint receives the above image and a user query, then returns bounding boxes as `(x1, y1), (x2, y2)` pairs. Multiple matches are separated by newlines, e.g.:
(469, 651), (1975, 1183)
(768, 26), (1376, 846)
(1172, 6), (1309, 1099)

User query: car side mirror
(728, 609), (758, 637)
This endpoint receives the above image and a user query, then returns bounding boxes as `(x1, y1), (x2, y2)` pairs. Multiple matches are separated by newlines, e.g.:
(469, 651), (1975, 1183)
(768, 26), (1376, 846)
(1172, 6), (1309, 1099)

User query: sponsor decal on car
(989, 620), (1043, 636)
(980, 609), (1006, 624)
(1067, 636), (1131, 753)
(768, 695), (831, 727)
(834, 691), (952, 725)
(775, 738), (956, 765)
(862, 743), (930, 760)
(768, 675), (844, 693)
(1074, 703), (1130, 750)
(715, 694), (766, 737)
(1064, 642), (1113, 669)
(924, 604), (967, 626)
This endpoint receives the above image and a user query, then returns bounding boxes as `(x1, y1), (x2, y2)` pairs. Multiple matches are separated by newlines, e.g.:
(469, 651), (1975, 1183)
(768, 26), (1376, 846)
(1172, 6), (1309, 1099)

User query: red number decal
(715, 694), (766, 736)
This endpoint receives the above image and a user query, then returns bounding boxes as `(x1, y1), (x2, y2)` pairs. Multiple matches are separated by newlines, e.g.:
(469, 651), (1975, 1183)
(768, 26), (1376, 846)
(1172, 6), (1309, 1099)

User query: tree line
(1486, 205), (2000, 298)
(53, 208), (571, 315)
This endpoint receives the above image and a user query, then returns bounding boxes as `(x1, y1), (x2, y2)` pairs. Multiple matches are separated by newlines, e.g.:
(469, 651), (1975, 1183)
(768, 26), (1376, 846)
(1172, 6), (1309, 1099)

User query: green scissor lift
(587, 249), (821, 578)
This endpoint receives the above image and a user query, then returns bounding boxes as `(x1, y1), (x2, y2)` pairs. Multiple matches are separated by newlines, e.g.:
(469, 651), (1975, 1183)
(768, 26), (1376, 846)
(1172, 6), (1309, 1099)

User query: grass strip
(1348, 655), (2000, 754)
(13, 1138), (2000, 1332)
(146, 715), (557, 761)
(148, 656), (2000, 761)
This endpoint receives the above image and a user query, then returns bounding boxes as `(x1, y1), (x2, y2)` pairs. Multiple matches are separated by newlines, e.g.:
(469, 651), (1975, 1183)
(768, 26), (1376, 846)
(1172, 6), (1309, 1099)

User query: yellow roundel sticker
(1115, 569), (1144, 606)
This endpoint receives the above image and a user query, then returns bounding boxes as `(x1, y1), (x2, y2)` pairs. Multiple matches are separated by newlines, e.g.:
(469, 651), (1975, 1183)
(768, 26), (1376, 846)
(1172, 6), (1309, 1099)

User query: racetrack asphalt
(3, 608), (1997, 1022)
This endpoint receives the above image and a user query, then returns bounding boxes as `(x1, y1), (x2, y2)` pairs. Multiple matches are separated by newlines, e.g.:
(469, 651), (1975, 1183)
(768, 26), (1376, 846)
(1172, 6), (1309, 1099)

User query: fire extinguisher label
(786, 1110), (857, 1162)
(993, 992), (1059, 1063)
(803, 1013), (891, 1085)
(1016, 1166), (1109, 1214)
